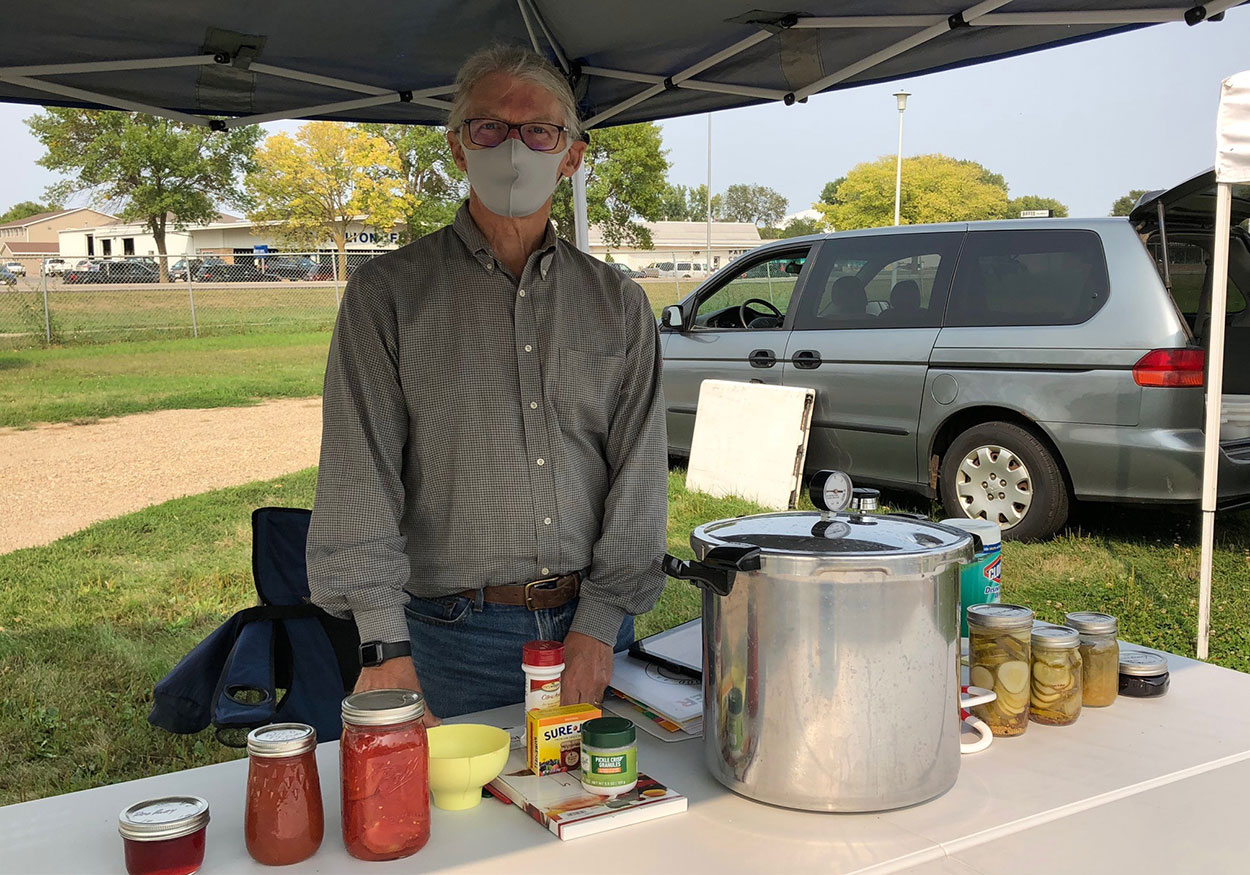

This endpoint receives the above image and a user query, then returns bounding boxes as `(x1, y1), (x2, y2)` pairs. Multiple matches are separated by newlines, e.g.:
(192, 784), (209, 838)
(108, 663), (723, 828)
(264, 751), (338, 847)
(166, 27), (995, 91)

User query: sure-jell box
(526, 703), (602, 775)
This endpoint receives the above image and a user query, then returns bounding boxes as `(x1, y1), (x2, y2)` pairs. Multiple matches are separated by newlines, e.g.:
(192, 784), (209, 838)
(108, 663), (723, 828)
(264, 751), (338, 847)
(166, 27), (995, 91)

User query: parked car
(260, 255), (330, 281)
(0, 266), (16, 286)
(63, 263), (101, 283)
(66, 261), (160, 284)
(196, 262), (282, 283)
(659, 170), (1250, 541)
(608, 262), (645, 279)
(5, 260), (26, 277)
(42, 258), (67, 276)
(653, 261), (704, 278)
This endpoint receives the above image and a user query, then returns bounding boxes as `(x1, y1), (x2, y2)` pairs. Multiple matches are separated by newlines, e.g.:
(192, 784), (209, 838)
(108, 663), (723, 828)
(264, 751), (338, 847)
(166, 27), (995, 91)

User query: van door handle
(748, 349), (776, 368)
(792, 349), (822, 369)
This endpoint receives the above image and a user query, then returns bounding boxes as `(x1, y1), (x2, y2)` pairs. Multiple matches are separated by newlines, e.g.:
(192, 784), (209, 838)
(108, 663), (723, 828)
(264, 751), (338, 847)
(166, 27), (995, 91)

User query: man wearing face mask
(307, 45), (668, 724)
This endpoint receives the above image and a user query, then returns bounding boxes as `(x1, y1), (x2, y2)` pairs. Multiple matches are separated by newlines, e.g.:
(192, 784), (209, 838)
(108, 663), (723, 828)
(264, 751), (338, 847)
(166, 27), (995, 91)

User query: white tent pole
(521, 0), (572, 74)
(516, 0), (544, 53)
(0, 56), (217, 76)
(794, 5), (1242, 28)
(580, 66), (789, 101)
(0, 75), (210, 126)
(1197, 180), (1233, 661)
(248, 64), (454, 105)
(221, 93), (406, 128)
(793, 0), (1014, 102)
(573, 165), (589, 253)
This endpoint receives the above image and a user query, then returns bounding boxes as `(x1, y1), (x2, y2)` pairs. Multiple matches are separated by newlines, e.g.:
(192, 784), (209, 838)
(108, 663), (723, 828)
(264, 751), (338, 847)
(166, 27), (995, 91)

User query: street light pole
(893, 90), (910, 227)
(705, 113), (712, 277)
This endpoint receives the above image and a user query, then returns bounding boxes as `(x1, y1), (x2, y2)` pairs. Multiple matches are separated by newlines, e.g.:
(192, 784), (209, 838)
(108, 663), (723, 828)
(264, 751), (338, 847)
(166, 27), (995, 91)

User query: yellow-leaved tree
(815, 154), (1012, 231)
(246, 122), (405, 278)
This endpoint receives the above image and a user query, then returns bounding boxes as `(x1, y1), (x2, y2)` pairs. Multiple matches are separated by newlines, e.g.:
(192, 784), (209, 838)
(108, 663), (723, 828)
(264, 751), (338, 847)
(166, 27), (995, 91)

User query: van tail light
(1133, 348), (1205, 388)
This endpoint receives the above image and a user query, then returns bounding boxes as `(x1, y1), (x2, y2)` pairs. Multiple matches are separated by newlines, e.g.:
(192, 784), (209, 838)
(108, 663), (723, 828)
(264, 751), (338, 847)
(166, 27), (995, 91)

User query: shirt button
(544, 517), (552, 525)
(530, 401), (538, 409)
(536, 458), (545, 466)
(541, 567), (550, 575)
(518, 289), (526, 297)
(485, 262), (493, 271)
(524, 344), (532, 353)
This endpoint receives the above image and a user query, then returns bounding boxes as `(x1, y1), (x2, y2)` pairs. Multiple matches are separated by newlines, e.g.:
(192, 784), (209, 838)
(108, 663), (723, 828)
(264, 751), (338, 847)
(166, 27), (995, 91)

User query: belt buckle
(523, 575), (562, 612)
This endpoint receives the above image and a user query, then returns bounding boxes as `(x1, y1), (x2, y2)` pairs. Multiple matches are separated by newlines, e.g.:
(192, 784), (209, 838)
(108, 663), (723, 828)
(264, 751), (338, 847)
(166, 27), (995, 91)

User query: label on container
(582, 748), (638, 788)
(960, 548), (1003, 638)
(525, 678), (561, 713)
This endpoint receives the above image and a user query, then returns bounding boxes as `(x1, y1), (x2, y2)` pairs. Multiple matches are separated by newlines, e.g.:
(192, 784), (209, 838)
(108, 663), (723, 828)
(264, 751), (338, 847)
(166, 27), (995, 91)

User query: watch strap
(359, 639), (412, 667)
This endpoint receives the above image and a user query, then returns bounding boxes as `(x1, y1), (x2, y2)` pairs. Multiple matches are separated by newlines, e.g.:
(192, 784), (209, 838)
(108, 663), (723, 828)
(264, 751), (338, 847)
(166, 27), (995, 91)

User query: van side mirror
(662, 305), (684, 330)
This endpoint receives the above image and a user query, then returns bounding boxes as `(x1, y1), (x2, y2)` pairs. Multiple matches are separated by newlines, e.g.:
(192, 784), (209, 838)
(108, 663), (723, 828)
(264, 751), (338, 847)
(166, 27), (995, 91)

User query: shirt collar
(452, 201), (559, 278)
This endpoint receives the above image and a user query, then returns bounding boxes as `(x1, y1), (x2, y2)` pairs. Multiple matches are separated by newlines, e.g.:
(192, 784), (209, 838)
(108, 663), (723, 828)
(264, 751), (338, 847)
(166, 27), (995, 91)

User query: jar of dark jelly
(1119, 650), (1169, 698)
(118, 795), (209, 875)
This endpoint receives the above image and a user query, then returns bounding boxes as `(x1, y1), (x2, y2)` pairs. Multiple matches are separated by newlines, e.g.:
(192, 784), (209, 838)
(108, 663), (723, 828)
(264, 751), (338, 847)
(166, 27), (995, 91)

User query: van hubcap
(955, 445), (1032, 529)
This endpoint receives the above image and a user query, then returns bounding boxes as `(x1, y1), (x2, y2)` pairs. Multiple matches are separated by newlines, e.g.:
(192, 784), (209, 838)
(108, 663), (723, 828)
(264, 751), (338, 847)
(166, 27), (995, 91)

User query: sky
(0, 14), (1246, 221)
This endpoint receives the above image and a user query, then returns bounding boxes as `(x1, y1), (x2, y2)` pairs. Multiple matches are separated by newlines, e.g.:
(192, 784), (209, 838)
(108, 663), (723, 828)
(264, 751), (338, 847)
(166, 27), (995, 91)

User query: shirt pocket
(555, 348), (625, 439)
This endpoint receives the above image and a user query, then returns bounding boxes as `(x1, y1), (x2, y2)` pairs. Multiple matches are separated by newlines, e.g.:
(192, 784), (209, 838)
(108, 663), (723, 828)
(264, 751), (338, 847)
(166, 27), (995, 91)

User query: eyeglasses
(460, 118), (567, 152)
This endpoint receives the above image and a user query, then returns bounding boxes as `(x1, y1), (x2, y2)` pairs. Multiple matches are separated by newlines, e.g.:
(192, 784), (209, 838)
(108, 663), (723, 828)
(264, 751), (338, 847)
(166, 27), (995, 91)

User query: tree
(686, 184), (723, 221)
(816, 154), (1011, 231)
(246, 122), (405, 277)
(819, 177), (846, 206)
(1008, 195), (1069, 218)
(361, 124), (465, 241)
(720, 183), (788, 228)
(656, 183), (691, 221)
(1110, 189), (1150, 216)
(551, 122), (669, 247)
(0, 200), (60, 225)
(780, 215), (824, 237)
(27, 108), (259, 280)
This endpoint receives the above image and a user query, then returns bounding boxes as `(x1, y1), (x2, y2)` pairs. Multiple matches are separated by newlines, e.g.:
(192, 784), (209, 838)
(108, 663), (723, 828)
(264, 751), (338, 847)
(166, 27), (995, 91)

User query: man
(307, 45), (668, 725)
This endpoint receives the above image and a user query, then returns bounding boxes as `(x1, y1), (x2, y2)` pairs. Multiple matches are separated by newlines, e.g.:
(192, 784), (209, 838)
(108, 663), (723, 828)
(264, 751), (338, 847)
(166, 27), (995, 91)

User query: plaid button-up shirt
(307, 205), (668, 646)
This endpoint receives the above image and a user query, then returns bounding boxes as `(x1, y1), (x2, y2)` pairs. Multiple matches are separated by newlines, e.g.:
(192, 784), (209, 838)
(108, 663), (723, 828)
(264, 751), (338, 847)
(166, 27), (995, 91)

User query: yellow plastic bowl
(426, 724), (511, 811)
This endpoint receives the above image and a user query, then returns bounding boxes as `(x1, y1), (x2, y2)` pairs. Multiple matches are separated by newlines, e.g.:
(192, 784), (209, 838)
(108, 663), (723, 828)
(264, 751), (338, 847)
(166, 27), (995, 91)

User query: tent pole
(0, 56), (217, 77)
(521, 0), (572, 74)
(1197, 181), (1233, 661)
(221, 93), (406, 128)
(580, 66), (788, 101)
(573, 165), (589, 253)
(0, 75), (209, 126)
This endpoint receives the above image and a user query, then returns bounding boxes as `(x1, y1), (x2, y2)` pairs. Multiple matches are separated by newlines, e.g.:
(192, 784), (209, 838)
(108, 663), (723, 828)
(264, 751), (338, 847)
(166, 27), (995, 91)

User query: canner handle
(661, 544), (761, 597)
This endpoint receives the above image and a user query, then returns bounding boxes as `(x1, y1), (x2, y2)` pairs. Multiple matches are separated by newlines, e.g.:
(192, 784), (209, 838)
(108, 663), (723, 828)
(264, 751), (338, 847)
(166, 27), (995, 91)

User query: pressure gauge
(809, 469), (853, 514)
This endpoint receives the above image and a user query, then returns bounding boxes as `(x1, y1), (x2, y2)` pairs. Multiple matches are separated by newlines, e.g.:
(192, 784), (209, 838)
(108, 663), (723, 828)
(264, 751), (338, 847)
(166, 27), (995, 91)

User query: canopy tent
(1198, 70), (1250, 658)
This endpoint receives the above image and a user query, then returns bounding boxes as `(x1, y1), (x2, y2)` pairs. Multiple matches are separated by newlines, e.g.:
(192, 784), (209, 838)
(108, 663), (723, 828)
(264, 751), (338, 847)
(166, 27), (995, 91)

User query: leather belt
(456, 570), (583, 611)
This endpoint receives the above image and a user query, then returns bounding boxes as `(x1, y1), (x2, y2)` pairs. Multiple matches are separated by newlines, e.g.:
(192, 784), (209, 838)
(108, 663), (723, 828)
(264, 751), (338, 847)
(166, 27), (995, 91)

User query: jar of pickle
(245, 723), (323, 865)
(1064, 611), (1119, 707)
(340, 690), (430, 862)
(967, 603), (1035, 737)
(1030, 625), (1083, 726)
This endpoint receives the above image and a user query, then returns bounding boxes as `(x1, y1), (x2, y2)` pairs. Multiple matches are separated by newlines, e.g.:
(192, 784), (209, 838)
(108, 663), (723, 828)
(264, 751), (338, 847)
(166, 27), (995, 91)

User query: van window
(791, 232), (962, 329)
(1149, 239), (1247, 318)
(946, 230), (1109, 327)
(692, 249), (809, 329)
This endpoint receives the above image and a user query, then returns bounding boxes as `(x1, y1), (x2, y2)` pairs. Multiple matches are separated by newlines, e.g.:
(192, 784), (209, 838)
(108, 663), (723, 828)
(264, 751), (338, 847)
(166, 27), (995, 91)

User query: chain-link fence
(602, 250), (724, 317)
(0, 251), (384, 350)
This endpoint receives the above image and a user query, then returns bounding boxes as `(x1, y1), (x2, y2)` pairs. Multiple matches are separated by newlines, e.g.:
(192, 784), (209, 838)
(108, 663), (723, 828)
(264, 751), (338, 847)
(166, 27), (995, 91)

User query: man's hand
(560, 631), (614, 706)
(354, 657), (442, 727)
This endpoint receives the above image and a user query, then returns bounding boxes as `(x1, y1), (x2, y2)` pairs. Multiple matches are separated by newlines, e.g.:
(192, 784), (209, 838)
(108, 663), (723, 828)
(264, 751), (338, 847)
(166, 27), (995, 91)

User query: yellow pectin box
(526, 703), (602, 775)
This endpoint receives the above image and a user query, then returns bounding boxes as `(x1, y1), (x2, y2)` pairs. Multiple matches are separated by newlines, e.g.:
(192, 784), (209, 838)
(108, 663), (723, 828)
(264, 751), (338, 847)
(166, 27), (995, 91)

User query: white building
(588, 220), (762, 272)
(58, 214), (404, 261)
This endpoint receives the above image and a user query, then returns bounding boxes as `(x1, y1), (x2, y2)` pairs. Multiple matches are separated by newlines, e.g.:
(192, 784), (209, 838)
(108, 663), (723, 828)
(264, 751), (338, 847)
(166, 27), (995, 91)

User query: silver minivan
(660, 171), (1250, 540)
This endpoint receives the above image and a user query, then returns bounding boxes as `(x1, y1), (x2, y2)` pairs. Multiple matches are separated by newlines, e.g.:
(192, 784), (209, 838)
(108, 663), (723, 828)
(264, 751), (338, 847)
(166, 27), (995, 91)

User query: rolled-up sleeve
(570, 286), (668, 645)
(307, 270), (413, 644)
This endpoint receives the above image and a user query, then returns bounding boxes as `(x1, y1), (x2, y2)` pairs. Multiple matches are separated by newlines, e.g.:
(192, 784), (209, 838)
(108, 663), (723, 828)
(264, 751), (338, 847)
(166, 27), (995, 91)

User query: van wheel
(939, 422), (1068, 541)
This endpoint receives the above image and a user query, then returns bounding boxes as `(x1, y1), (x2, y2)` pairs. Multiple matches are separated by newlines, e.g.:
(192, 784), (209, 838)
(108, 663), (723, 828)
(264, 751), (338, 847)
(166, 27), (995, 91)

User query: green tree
(27, 109), (260, 280)
(1110, 189), (1150, 216)
(551, 122), (669, 247)
(361, 123), (465, 241)
(246, 122), (406, 277)
(780, 216), (823, 237)
(1008, 195), (1069, 218)
(0, 200), (60, 225)
(686, 184), (723, 221)
(816, 154), (1011, 231)
(656, 183), (691, 221)
(720, 183), (788, 227)
(819, 177), (845, 206)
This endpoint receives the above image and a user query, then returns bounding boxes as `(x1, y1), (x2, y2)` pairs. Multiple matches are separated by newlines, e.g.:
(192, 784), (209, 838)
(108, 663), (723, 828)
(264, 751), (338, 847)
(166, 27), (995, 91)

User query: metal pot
(664, 508), (973, 812)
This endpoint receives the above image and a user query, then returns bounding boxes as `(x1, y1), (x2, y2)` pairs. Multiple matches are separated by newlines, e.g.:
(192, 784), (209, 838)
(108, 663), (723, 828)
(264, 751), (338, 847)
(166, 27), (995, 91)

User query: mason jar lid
(246, 723), (316, 758)
(967, 603), (1034, 630)
(118, 796), (209, 842)
(1031, 624), (1080, 648)
(581, 716), (636, 749)
(1119, 650), (1169, 677)
(693, 511), (972, 568)
(1064, 611), (1118, 635)
(341, 689), (426, 726)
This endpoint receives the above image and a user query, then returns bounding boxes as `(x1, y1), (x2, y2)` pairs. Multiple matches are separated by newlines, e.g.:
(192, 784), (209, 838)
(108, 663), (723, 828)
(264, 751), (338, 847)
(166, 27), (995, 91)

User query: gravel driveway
(0, 398), (323, 554)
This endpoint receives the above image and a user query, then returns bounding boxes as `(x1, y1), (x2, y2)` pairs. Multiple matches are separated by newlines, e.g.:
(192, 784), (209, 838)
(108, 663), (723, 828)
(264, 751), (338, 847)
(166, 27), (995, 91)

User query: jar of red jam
(245, 723), (324, 865)
(118, 795), (209, 875)
(340, 689), (430, 861)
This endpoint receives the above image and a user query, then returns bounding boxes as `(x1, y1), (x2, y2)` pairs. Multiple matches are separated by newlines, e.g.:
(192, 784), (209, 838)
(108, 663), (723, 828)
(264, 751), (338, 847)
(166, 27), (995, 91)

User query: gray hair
(448, 45), (582, 140)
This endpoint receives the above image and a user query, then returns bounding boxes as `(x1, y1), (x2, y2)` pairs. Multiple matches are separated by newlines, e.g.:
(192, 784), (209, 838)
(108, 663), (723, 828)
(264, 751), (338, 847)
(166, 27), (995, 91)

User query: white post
(573, 164), (590, 253)
(1197, 181), (1233, 660)
(706, 114), (713, 277)
(40, 258), (51, 344)
(185, 253), (198, 338)
(893, 92), (909, 226)
(332, 250), (342, 306)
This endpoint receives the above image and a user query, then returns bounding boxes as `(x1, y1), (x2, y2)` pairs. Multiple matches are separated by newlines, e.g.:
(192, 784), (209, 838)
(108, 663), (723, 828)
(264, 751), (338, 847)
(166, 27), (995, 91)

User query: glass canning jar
(1064, 611), (1119, 707)
(1119, 650), (1170, 698)
(245, 723), (324, 865)
(118, 796), (209, 875)
(1030, 625), (1083, 726)
(340, 690), (430, 862)
(967, 603), (1035, 737)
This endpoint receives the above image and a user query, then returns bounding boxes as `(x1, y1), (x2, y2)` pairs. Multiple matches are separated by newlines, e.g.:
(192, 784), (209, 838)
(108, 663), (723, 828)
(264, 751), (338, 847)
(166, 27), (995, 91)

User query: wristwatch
(359, 640), (412, 667)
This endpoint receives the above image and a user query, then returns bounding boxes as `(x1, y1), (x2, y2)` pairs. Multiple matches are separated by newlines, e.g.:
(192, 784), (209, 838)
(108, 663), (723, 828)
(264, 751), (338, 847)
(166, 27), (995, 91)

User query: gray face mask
(461, 138), (569, 218)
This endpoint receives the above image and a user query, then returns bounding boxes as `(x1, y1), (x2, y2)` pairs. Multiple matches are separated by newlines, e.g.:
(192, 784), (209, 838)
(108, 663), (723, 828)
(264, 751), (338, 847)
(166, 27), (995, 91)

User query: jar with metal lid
(340, 689), (430, 861)
(118, 796), (209, 875)
(967, 604), (1035, 737)
(245, 723), (323, 865)
(1064, 612), (1119, 707)
(1119, 650), (1170, 698)
(1030, 625), (1083, 725)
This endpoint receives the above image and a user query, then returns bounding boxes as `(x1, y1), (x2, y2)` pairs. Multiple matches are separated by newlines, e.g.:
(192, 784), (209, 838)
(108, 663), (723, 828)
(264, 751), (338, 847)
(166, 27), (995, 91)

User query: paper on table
(631, 617), (702, 675)
(603, 695), (701, 743)
(608, 652), (703, 725)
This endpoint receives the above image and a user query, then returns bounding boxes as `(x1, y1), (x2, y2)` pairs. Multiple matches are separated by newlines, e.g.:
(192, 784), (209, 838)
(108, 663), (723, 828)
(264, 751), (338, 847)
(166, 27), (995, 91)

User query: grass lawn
(2, 465), (1249, 805)
(0, 332), (331, 428)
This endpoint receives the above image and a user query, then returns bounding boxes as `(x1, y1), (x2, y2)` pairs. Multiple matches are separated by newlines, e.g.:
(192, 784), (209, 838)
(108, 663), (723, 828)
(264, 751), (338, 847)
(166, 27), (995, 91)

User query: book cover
(488, 746), (687, 840)
(607, 652), (704, 726)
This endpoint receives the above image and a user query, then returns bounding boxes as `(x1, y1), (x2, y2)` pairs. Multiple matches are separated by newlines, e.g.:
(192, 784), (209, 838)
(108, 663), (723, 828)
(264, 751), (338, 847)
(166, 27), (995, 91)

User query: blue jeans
(404, 591), (635, 718)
